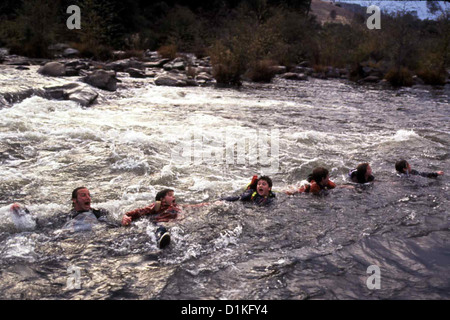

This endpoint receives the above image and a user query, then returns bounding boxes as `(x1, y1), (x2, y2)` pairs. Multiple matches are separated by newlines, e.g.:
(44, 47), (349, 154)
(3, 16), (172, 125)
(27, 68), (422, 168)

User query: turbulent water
(0, 65), (449, 300)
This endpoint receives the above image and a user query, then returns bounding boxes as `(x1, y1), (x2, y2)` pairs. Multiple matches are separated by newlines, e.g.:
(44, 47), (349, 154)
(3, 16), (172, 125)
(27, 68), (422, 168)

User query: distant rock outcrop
(310, 0), (356, 25)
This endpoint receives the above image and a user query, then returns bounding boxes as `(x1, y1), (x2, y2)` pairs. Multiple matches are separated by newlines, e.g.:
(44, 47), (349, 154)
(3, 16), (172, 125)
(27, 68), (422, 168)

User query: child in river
(395, 159), (444, 178)
(221, 175), (276, 206)
(121, 188), (213, 248)
(349, 162), (375, 184)
(286, 167), (336, 195)
(122, 188), (179, 248)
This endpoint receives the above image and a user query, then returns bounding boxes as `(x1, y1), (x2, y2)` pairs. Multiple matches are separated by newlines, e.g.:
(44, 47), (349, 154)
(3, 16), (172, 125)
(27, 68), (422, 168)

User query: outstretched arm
(182, 200), (224, 209)
(412, 169), (444, 178)
(122, 203), (156, 226)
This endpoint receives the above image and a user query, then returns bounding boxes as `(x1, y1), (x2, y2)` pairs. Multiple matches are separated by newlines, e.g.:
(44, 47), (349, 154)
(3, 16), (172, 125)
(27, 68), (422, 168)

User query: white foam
(392, 129), (420, 142)
(212, 225), (243, 250)
(2, 234), (37, 261)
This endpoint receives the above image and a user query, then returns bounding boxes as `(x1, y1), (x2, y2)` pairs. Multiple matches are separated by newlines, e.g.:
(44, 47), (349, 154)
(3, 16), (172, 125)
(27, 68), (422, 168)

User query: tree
(0, 0), (59, 57)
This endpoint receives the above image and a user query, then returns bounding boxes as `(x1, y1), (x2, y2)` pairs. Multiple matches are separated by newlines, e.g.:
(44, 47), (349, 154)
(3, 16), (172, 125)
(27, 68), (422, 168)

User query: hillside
(310, 0), (359, 24)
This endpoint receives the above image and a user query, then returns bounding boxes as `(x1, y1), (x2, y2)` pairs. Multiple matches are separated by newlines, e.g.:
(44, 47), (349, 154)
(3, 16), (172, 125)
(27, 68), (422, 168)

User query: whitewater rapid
(0, 64), (448, 299)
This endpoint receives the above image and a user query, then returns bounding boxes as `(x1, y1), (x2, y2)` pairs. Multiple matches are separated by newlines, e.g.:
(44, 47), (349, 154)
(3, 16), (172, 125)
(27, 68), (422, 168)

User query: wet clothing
(124, 201), (181, 223)
(64, 208), (110, 232)
(69, 208), (109, 220)
(401, 169), (439, 179)
(297, 180), (336, 194)
(222, 189), (276, 206)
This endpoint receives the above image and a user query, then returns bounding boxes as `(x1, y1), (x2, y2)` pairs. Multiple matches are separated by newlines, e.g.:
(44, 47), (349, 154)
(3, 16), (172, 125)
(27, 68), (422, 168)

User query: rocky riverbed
(3, 45), (448, 110)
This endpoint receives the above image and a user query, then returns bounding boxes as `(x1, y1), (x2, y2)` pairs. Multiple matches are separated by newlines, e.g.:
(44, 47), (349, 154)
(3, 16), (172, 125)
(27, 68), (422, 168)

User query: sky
(334, 0), (449, 19)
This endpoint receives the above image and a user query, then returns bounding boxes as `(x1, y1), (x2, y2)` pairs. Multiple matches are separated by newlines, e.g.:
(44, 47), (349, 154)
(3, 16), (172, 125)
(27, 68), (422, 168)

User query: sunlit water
(0, 65), (448, 299)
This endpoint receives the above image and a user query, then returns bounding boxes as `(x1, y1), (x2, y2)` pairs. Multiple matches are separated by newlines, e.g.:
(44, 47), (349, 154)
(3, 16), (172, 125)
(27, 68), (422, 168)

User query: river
(0, 64), (448, 299)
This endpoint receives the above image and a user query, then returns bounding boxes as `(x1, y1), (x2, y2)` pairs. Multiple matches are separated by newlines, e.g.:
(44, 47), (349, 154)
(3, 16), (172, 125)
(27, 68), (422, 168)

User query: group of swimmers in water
(9, 159), (444, 249)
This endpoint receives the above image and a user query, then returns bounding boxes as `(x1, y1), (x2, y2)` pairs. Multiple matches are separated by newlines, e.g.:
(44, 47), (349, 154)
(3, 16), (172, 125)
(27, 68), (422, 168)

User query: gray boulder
(298, 61), (310, 67)
(281, 72), (308, 81)
(44, 83), (98, 107)
(106, 58), (143, 72)
(62, 48), (80, 58)
(326, 67), (340, 78)
(83, 70), (118, 91)
(144, 50), (161, 60)
(271, 66), (287, 74)
(125, 67), (147, 78)
(163, 58), (186, 71)
(68, 86), (98, 106)
(38, 62), (66, 77)
(143, 59), (170, 68)
(154, 74), (188, 87)
(196, 66), (212, 74)
(4, 57), (31, 66)
(362, 75), (380, 83)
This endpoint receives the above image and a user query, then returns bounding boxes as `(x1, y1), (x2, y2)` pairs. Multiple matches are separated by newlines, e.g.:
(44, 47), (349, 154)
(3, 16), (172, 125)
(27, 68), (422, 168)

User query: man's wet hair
(308, 167), (329, 183)
(395, 159), (408, 173)
(155, 189), (174, 201)
(72, 186), (88, 200)
(257, 176), (272, 189)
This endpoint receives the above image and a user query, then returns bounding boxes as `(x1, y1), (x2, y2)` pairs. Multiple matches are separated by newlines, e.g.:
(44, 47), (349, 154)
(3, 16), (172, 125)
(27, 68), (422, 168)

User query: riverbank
(1, 46), (449, 110)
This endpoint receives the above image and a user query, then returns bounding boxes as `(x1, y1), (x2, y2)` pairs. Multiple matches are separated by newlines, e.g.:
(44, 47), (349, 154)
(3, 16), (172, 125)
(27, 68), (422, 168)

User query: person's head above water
(358, 162), (373, 182)
(256, 176), (272, 197)
(155, 188), (176, 206)
(350, 162), (374, 183)
(395, 159), (410, 174)
(308, 167), (330, 187)
(72, 187), (91, 212)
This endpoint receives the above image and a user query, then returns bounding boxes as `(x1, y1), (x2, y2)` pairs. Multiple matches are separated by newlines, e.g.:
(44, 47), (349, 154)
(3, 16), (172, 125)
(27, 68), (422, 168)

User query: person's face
(163, 191), (175, 206)
(320, 174), (330, 186)
(406, 162), (411, 173)
(73, 188), (91, 211)
(257, 179), (271, 197)
(366, 165), (372, 177)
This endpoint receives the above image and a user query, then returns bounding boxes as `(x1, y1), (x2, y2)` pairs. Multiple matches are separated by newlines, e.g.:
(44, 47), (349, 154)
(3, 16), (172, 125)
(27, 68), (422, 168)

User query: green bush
(209, 40), (248, 86)
(246, 59), (278, 82)
(0, 0), (59, 58)
(416, 68), (446, 85)
(157, 44), (178, 60)
(385, 67), (414, 87)
(160, 5), (204, 53)
(71, 42), (114, 61)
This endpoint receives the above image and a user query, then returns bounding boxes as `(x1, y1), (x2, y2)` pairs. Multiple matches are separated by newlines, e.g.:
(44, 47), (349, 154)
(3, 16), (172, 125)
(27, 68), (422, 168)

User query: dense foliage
(0, 0), (448, 86)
